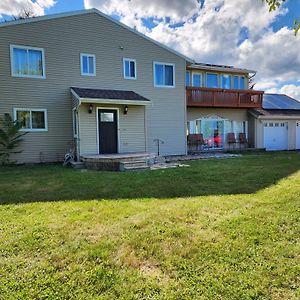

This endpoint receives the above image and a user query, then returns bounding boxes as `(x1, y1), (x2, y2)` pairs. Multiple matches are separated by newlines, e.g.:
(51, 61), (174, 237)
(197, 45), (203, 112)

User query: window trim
(13, 108), (48, 132)
(153, 61), (175, 88)
(206, 72), (219, 88)
(123, 58), (137, 80)
(80, 53), (96, 76)
(10, 44), (46, 79)
(191, 71), (203, 87)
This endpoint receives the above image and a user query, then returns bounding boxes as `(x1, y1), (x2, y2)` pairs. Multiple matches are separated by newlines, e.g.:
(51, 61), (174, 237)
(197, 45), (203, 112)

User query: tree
(0, 114), (27, 165)
(263, 0), (300, 35)
(1, 8), (36, 23)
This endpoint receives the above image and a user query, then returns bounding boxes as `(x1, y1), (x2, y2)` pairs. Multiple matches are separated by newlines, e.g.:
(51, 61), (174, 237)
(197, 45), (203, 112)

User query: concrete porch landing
(81, 152), (156, 171)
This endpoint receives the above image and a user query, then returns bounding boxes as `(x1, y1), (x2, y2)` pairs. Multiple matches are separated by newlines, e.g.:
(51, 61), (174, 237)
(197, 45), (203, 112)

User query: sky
(1, 0), (300, 100)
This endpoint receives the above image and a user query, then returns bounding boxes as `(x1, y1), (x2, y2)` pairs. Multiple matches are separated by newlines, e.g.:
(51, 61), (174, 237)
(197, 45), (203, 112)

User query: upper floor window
(80, 53), (96, 76)
(13, 108), (48, 132)
(206, 73), (218, 88)
(221, 74), (232, 89)
(10, 45), (45, 78)
(234, 75), (246, 89)
(154, 62), (175, 87)
(186, 71), (190, 86)
(123, 58), (136, 80)
(192, 72), (202, 87)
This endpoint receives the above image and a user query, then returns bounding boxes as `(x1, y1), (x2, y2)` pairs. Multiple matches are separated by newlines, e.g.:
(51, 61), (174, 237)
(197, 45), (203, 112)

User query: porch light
(88, 104), (93, 114)
(124, 105), (128, 115)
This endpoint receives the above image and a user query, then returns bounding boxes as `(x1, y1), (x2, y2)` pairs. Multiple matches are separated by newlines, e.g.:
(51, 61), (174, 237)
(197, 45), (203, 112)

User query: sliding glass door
(201, 119), (224, 149)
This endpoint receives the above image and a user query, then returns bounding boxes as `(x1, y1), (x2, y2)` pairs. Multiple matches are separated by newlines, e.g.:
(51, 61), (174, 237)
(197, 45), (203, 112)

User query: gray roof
(263, 93), (300, 110)
(71, 87), (150, 102)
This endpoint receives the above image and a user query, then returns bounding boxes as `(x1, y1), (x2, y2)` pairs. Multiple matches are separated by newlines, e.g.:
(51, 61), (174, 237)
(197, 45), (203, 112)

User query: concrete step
(122, 164), (150, 172)
(70, 161), (85, 169)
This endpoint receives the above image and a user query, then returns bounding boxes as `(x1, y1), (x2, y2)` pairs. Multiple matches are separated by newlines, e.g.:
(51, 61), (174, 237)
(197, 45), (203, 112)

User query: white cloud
(0, 0), (56, 17)
(267, 85), (300, 101)
(85, 0), (199, 23)
(84, 0), (300, 95)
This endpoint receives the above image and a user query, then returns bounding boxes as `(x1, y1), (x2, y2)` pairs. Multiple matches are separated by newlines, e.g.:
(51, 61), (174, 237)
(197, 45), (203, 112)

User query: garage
(249, 93), (300, 151)
(263, 121), (288, 151)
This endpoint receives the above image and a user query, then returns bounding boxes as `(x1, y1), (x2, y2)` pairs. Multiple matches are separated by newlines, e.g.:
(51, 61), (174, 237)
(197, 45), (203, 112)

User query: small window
(192, 72), (202, 87)
(14, 108), (47, 131)
(206, 73), (219, 88)
(264, 123), (268, 127)
(269, 123), (273, 127)
(221, 74), (232, 89)
(11, 45), (45, 78)
(281, 123), (285, 127)
(186, 71), (190, 86)
(154, 62), (175, 87)
(123, 58), (136, 79)
(275, 123), (279, 127)
(80, 53), (96, 76)
(100, 112), (114, 122)
(233, 75), (246, 90)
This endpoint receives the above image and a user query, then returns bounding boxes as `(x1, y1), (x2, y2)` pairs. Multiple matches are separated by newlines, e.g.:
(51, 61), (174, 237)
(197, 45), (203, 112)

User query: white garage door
(264, 122), (288, 151)
(296, 122), (300, 149)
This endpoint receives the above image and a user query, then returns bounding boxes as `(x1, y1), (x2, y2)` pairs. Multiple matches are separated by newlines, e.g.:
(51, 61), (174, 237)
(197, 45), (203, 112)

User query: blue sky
(1, 0), (300, 99)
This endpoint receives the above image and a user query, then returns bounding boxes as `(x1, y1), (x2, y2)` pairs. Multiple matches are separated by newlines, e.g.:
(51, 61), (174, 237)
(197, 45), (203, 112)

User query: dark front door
(98, 109), (118, 154)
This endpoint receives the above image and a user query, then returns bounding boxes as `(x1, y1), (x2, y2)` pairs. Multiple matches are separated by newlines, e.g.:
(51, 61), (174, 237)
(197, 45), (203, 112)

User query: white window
(10, 45), (45, 78)
(221, 74), (232, 89)
(80, 53), (96, 76)
(13, 108), (48, 132)
(153, 62), (175, 87)
(206, 73), (219, 88)
(233, 75), (246, 90)
(186, 71), (190, 86)
(123, 58), (136, 79)
(192, 72), (202, 87)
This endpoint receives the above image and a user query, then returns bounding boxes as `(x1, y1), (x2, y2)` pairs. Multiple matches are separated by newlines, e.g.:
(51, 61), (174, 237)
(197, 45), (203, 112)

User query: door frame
(96, 107), (120, 154)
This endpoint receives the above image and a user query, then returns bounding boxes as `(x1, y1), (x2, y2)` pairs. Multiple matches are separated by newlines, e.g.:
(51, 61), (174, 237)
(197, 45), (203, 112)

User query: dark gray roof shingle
(71, 87), (150, 102)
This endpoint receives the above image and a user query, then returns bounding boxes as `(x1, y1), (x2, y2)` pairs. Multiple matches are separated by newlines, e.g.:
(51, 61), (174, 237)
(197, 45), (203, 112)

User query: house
(186, 63), (264, 150)
(0, 8), (192, 164)
(249, 93), (300, 151)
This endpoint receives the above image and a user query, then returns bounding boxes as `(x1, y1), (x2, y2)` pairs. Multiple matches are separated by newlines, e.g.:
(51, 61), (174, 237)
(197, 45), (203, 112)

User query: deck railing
(186, 87), (264, 108)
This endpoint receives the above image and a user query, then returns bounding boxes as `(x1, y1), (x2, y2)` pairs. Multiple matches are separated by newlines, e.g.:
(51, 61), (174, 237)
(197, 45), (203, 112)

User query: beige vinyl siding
(79, 104), (146, 155)
(0, 12), (186, 162)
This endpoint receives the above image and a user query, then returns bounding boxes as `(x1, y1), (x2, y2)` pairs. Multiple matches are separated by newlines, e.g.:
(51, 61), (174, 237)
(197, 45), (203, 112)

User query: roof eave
(188, 64), (256, 74)
(80, 97), (151, 106)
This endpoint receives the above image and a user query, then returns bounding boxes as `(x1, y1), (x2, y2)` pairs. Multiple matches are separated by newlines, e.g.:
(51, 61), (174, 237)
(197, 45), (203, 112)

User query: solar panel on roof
(263, 94), (300, 110)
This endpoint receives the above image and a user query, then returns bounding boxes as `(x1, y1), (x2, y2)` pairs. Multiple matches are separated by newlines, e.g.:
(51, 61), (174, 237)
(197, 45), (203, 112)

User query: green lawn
(0, 152), (299, 299)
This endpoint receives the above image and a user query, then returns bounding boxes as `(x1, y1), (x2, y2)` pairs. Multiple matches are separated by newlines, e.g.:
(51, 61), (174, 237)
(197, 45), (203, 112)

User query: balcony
(186, 87), (264, 108)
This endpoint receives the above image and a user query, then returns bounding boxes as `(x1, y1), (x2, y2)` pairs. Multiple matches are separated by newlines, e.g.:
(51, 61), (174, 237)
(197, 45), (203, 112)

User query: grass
(0, 152), (299, 299)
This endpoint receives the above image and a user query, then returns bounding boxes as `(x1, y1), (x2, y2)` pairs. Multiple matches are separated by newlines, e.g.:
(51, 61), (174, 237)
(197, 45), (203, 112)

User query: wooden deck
(187, 87), (264, 108)
(81, 152), (156, 171)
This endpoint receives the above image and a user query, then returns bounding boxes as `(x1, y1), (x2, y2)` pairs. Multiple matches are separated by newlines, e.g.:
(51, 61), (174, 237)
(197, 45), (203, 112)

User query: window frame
(153, 61), (175, 88)
(10, 44), (46, 79)
(123, 58), (137, 80)
(13, 108), (48, 132)
(233, 75), (247, 90)
(206, 72), (219, 88)
(80, 53), (96, 76)
(192, 71), (203, 87)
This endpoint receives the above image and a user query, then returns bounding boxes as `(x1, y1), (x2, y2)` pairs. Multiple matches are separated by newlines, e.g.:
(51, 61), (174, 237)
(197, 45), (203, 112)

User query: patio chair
(227, 133), (237, 150)
(187, 134), (205, 151)
(238, 133), (248, 149)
